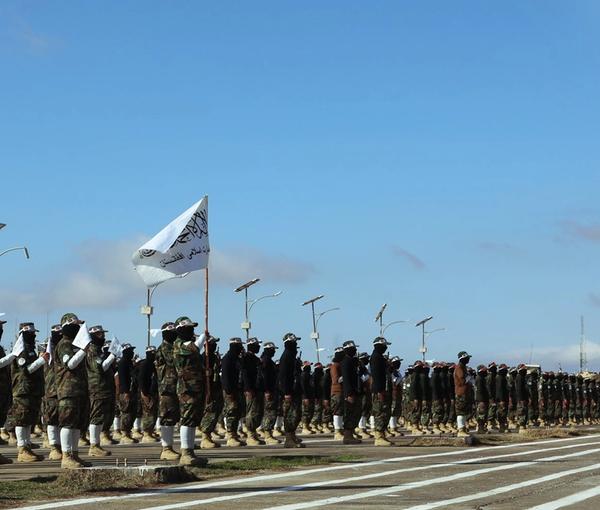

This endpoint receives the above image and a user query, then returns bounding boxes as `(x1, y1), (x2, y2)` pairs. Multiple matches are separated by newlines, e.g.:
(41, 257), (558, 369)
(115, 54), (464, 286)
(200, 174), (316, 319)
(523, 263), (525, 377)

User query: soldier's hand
(303, 399), (310, 406)
(378, 392), (386, 402)
(245, 390), (255, 398)
(323, 400), (330, 409)
(40, 352), (50, 362)
(346, 395), (355, 404)
(265, 392), (272, 401)
(284, 394), (292, 402)
(226, 393), (236, 402)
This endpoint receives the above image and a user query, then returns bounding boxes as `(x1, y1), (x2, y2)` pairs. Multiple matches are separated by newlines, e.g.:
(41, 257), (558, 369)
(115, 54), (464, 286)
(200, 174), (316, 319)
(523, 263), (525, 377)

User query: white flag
(73, 322), (92, 350)
(11, 334), (24, 357)
(108, 336), (123, 357)
(132, 196), (209, 287)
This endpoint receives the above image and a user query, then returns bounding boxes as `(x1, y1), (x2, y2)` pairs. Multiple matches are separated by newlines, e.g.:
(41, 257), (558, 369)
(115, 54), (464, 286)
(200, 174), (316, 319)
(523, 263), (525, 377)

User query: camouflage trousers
(89, 397), (115, 430)
(223, 392), (242, 433)
(11, 396), (41, 427)
(508, 401), (517, 423)
(43, 396), (59, 427)
(497, 400), (508, 428)
(528, 400), (539, 423)
(432, 399), (444, 425)
(141, 395), (158, 433)
(301, 399), (315, 426)
(119, 392), (138, 432)
(371, 394), (391, 432)
(444, 399), (455, 424)
(488, 401), (498, 424)
(343, 396), (362, 431)
(575, 402), (583, 422)
(178, 391), (204, 428)
(0, 392), (11, 428)
(311, 399), (323, 427)
(420, 400), (432, 427)
(391, 395), (402, 418)
(261, 394), (278, 431)
(245, 392), (264, 432)
(321, 399), (332, 427)
(282, 395), (302, 433)
(455, 394), (470, 416)
(330, 394), (344, 416)
(410, 400), (422, 427)
(200, 389), (224, 434)
(569, 401), (577, 421)
(158, 393), (180, 427)
(58, 396), (88, 430)
(477, 401), (489, 426)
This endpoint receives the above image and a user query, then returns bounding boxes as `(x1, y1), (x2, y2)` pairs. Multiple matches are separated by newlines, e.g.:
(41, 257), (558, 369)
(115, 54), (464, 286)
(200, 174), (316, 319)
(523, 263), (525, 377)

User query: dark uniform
(495, 364), (510, 432)
(242, 337), (265, 445)
(138, 346), (159, 440)
(117, 344), (138, 442)
(278, 333), (304, 447)
(475, 365), (489, 432)
(341, 341), (362, 442)
(199, 335), (223, 447)
(221, 338), (245, 444)
(369, 337), (393, 443)
(260, 341), (280, 443)
(515, 365), (529, 430)
(300, 362), (315, 432)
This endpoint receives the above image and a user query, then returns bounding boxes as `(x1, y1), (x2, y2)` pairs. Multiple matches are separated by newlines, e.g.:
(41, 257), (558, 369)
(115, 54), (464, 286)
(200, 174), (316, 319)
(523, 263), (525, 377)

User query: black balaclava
(374, 343), (387, 355)
(122, 348), (134, 362)
(229, 342), (244, 357)
(263, 347), (275, 359)
(23, 331), (36, 349)
(284, 339), (298, 355)
(332, 350), (343, 363)
(207, 341), (218, 354)
(62, 323), (81, 339)
(177, 326), (195, 342)
(303, 364), (311, 373)
(248, 343), (260, 355)
(162, 329), (178, 344)
(146, 350), (156, 363)
(433, 364), (441, 373)
(392, 360), (400, 371)
(92, 332), (105, 347)
(344, 345), (357, 358)
(50, 330), (62, 347)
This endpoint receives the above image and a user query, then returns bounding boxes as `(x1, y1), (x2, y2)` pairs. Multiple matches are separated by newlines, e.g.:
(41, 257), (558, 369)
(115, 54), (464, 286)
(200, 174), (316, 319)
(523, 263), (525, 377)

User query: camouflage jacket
(44, 362), (57, 399)
(0, 344), (11, 395)
(173, 337), (204, 396)
(155, 341), (178, 396)
(54, 336), (88, 399)
(86, 343), (115, 399)
(12, 346), (44, 398)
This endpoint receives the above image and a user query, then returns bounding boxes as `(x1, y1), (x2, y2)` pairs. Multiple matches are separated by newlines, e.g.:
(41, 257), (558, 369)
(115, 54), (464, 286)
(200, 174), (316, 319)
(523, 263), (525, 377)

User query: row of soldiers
(1, 315), (599, 469)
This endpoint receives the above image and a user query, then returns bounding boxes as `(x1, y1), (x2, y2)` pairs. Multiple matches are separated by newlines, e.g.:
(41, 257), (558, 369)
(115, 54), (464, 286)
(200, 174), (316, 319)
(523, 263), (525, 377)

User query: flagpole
(204, 266), (211, 403)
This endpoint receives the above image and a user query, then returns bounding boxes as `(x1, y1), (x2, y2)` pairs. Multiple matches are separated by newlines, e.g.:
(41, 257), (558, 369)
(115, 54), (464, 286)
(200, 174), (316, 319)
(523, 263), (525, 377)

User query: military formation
(1, 314), (600, 470)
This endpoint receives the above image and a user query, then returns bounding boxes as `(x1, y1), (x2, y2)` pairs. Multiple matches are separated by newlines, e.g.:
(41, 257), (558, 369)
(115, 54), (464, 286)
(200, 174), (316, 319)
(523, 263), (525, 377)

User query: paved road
(5, 431), (600, 510)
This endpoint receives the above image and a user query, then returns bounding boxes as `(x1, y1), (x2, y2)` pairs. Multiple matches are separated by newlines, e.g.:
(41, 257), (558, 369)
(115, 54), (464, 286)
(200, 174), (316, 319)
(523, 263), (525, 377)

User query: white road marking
(526, 485), (600, 510)
(405, 463), (600, 509)
(264, 447), (600, 510)
(134, 440), (600, 510)
(13, 434), (600, 510)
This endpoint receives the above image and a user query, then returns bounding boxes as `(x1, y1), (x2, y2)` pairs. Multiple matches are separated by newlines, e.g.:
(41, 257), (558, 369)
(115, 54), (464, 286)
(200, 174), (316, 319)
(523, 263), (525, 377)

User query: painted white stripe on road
(526, 485), (600, 510)
(14, 434), (600, 510)
(135, 440), (600, 510)
(264, 447), (600, 510)
(405, 463), (600, 509)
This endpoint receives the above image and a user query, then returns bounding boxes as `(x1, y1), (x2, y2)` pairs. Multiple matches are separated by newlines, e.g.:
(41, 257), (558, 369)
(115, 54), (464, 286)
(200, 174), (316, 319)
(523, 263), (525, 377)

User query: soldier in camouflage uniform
(409, 360), (424, 434)
(454, 351), (472, 437)
(42, 324), (63, 460)
(539, 371), (550, 426)
(514, 364), (529, 433)
(420, 363), (433, 433)
(341, 340), (362, 444)
(0, 318), (13, 463)
(173, 316), (206, 465)
(11, 323), (47, 462)
(55, 313), (91, 469)
(369, 336), (393, 446)
(402, 365), (413, 429)
(475, 364), (489, 433)
(310, 362), (325, 433)
(199, 333), (223, 448)
(221, 337), (246, 447)
(431, 362), (445, 434)
(388, 356), (403, 435)
(527, 368), (540, 427)
(496, 363), (510, 433)
(242, 337), (266, 445)
(278, 333), (305, 448)
(329, 347), (345, 440)
(155, 322), (180, 460)
(86, 325), (116, 456)
(260, 341), (281, 444)
(321, 364), (333, 433)
(300, 361), (316, 435)
(138, 345), (159, 443)
(356, 352), (372, 438)
(117, 343), (138, 443)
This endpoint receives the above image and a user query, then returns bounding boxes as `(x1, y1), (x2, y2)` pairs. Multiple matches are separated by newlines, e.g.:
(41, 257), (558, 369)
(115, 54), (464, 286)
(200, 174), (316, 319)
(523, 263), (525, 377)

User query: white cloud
(496, 341), (600, 372)
(0, 237), (315, 314)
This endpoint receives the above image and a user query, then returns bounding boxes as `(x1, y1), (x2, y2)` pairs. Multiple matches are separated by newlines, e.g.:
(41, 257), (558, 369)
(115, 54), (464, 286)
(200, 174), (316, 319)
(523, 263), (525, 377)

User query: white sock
(180, 425), (191, 450)
(390, 417), (397, 429)
(275, 416), (283, 428)
(457, 415), (465, 429)
(15, 426), (26, 447)
(61, 428), (73, 453)
(333, 415), (343, 430)
(370, 416), (376, 429)
(134, 417), (141, 431)
(113, 416), (120, 431)
(358, 417), (366, 429)
(47, 425), (59, 446)
(155, 418), (161, 430)
(160, 425), (173, 448)
(89, 424), (100, 446)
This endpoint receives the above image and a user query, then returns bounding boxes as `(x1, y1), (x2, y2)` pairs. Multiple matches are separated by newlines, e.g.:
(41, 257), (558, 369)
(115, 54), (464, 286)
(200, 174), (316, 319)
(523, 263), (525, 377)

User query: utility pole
(234, 278), (260, 340)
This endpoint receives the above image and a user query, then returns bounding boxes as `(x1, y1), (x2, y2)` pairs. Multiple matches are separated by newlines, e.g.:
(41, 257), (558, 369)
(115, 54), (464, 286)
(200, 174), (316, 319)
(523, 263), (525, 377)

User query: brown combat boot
(246, 431), (265, 446)
(179, 449), (207, 467)
(88, 444), (111, 457)
(373, 430), (393, 447)
(160, 446), (180, 461)
(225, 432), (244, 447)
(61, 451), (84, 469)
(17, 446), (43, 463)
(120, 431), (138, 444)
(342, 429), (361, 444)
(48, 445), (63, 460)
(200, 432), (219, 449)
(356, 427), (373, 439)
(100, 431), (118, 445)
(141, 431), (159, 443)
(263, 430), (281, 445)
(284, 432), (305, 448)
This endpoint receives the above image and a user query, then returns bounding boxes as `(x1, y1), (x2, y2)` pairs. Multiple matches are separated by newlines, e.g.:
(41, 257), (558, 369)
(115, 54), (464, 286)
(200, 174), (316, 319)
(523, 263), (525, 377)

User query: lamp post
(0, 247), (30, 259)
(141, 272), (189, 347)
(302, 295), (324, 363)
(0, 223), (6, 231)
(375, 303), (408, 336)
(415, 316), (433, 362)
(234, 278), (260, 339)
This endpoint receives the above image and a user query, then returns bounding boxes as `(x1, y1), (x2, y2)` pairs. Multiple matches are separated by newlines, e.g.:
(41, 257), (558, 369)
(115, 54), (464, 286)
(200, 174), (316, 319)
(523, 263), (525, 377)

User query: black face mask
(62, 324), (80, 339)
(374, 344), (387, 355)
(23, 332), (36, 348)
(314, 367), (323, 375)
(92, 333), (104, 347)
(333, 352), (343, 363)
(263, 348), (275, 359)
(178, 326), (195, 342)
(0, 325), (3, 341)
(208, 342), (217, 354)
(146, 352), (156, 363)
(345, 347), (357, 358)
(123, 349), (134, 361)
(490, 367), (497, 374)
(284, 341), (297, 354)
(230, 343), (243, 356)
(162, 330), (177, 344)
(50, 331), (62, 346)
(248, 343), (260, 354)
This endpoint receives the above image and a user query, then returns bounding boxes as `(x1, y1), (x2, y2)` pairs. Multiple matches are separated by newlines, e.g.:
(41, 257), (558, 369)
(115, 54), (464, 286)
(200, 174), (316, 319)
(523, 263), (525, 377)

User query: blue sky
(1, 1), (600, 371)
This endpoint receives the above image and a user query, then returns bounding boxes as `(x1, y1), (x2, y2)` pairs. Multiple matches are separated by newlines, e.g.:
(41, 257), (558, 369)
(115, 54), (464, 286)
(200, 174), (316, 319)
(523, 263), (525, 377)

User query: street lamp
(316, 307), (340, 328)
(0, 223), (6, 231)
(415, 316), (433, 362)
(382, 320), (409, 335)
(141, 272), (189, 346)
(302, 295), (324, 362)
(375, 303), (408, 336)
(248, 291), (283, 315)
(234, 278), (260, 339)
(0, 247), (30, 259)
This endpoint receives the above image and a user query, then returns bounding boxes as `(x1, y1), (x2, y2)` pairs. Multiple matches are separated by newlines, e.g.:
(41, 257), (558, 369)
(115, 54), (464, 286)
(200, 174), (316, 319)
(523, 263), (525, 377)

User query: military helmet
(175, 316), (198, 328)
(60, 313), (83, 326)
(457, 351), (471, 360)
(373, 336), (391, 346)
(88, 325), (108, 334)
(161, 322), (176, 331)
(18, 322), (38, 334)
(229, 337), (243, 344)
(263, 341), (278, 350)
(246, 337), (261, 345)
(283, 332), (300, 343)
(343, 340), (358, 349)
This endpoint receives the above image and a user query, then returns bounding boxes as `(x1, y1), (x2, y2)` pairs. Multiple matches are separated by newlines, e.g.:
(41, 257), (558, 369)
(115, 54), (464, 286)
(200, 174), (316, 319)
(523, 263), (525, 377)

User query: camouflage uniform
(87, 343), (116, 431)
(43, 358), (59, 429)
(0, 342), (13, 431)
(200, 350), (223, 434)
(155, 339), (180, 427)
(55, 333), (88, 431)
(12, 345), (44, 427)
(173, 334), (204, 427)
